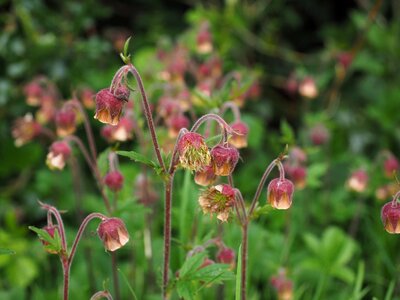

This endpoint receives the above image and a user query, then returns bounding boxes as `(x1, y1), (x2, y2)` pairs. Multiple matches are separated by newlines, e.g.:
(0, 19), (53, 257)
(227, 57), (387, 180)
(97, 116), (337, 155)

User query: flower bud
(337, 52), (352, 69)
(346, 169), (368, 193)
(384, 156), (399, 178)
(194, 165), (217, 186)
(40, 225), (60, 254)
(12, 114), (41, 147)
(104, 171), (124, 192)
(94, 87), (129, 125)
(168, 114), (190, 138)
(97, 217), (129, 251)
(55, 105), (77, 137)
(198, 184), (236, 222)
(268, 178), (294, 210)
(199, 257), (215, 269)
(309, 124), (330, 146)
(210, 144), (240, 176)
(178, 132), (211, 171)
(216, 247), (235, 268)
(290, 166), (307, 189)
(46, 141), (72, 170)
(229, 120), (249, 149)
(299, 76), (318, 99)
(381, 201), (400, 234)
(270, 270), (293, 300)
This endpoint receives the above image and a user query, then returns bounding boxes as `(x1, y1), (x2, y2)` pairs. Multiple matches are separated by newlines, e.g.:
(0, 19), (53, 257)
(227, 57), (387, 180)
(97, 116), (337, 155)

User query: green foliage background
(1, 0), (400, 299)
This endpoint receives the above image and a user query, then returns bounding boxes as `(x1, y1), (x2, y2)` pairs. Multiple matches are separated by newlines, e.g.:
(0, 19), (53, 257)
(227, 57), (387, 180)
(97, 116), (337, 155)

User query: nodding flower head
(229, 120), (249, 149)
(94, 86), (129, 126)
(268, 178), (294, 210)
(196, 22), (213, 54)
(178, 132), (211, 171)
(24, 81), (43, 106)
(46, 141), (72, 170)
(309, 124), (330, 146)
(80, 87), (95, 109)
(384, 155), (399, 178)
(346, 169), (368, 193)
(167, 114), (190, 138)
(381, 201), (400, 234)
(198, 184), (236, 222)
(195, 165), (217, 186)
(270, 270), (293, 300)
(97, 217), (129, 251)
(210, 144), (240, 176)
(12, 114), (41, 147)
(299, 76), (318, 99)
(55, 105), (77, 137)
(216, 247), (235, 268)
(104, 171), (124, 192)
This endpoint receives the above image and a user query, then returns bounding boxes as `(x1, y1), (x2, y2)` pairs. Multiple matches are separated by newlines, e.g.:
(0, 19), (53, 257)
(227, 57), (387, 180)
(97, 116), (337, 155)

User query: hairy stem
(163, 176), (174, 299)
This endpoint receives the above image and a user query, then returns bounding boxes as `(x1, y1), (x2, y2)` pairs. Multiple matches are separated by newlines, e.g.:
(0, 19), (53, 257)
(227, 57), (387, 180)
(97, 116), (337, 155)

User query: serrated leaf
(0, 248), (16, 255)
(117, 151), (164, 177)
(177, 280), (194, 300)
(179, 252), (207, 278)
(29, 226), (62, 253)
(191, 263), (235, 282)
(280, 120), (295, 145)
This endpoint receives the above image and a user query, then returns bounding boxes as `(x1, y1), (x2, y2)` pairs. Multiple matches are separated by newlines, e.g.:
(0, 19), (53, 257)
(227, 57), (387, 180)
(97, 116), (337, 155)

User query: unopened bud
(104, 171), (124, 192)
(381, 201), (400, 234)
(210, 144), (240, 176)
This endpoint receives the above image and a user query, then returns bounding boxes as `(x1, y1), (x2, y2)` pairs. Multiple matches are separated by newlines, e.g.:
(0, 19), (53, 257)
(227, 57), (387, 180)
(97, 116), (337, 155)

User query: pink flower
(268, 178), (295, 210)
(97, 218), (130, 251)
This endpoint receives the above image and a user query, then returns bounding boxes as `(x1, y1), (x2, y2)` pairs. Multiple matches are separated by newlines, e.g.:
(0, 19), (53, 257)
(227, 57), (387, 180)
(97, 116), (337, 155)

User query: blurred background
(1, 0), (400, 299)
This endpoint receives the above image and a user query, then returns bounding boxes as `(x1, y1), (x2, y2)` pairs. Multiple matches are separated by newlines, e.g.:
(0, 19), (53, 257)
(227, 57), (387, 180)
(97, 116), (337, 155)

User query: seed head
(178, 132), (211, 171)
(198, 184), (236, 222)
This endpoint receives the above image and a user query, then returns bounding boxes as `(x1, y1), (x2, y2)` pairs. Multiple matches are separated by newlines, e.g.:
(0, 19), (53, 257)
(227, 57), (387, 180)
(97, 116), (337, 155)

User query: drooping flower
(23, 81), (43, 106)
(104, 171), (124, 192)
(346, 169), (368, 193)
(94, 87), (129, 125)
(381, 201), (400, 234)
(97, 217), (129, 251)
(229, 120), (249, 149)
(178, 132), (211, 171)
(298, 76), (318, 99)
(268, 178), (294, 210)
(55, 105), (77, 137)
(210, 144), (240, 176)
(216, 247), (235, 268)
(167, 114), (190, 138)
(12, 114), (41, 147)
(270, 270), (293, 300)
(46, 141), (72, 170)
(195, 165), (217, 186)
(309, 123), (330, 146)
(384, 155), (399, 178)
(198, 184), (236, 222)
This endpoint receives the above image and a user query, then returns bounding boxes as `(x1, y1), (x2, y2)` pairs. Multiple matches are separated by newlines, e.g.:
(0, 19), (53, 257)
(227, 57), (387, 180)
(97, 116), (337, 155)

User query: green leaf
(235, 244), (242, 300)
(117, 150), (164, 177)
(0, 248), (16, 255)
(123, 36), (132, 58)
(280, 120), (295, 145)
(28, 226), (62, 253)
(179, 252), (207, 278)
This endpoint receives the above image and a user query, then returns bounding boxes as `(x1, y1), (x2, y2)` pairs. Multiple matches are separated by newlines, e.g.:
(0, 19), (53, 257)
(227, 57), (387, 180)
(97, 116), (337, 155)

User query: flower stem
(241, 223), (248, 300)
(163, 176), (174, 299)
(128, 64), (166, 172)
(62, 260), (70, 300)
